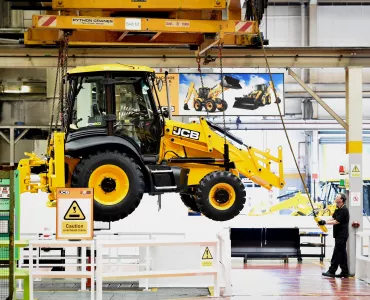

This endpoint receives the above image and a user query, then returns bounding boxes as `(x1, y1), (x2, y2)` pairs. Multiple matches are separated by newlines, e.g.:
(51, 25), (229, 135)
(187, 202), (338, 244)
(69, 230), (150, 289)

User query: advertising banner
(157, 73), (285, 116)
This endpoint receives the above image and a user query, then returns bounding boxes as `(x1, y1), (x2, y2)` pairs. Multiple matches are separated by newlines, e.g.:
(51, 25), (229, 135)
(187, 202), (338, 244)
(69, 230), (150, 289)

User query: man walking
(318, 193), (350, 278)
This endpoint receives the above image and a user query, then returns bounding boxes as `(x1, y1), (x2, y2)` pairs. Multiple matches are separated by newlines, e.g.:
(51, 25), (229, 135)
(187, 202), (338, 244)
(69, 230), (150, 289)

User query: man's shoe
(335, 273), (350, 278)
(322, 271), (336, 277)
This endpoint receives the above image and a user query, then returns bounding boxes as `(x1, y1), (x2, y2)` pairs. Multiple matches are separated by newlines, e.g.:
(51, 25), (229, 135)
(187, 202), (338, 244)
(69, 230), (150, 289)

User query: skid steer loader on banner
(17, 64), (285, 222)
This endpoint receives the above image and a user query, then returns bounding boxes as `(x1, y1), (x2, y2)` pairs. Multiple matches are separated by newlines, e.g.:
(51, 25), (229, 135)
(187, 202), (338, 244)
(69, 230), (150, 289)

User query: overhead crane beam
(1, 46), (370, 68)
(25, 15), (259, 47)
(52, 0), (227, 11)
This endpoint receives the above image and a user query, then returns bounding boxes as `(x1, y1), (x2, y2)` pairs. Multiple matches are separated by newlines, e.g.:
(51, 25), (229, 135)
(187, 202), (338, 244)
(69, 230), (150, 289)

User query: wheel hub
(101, 177), (116, 193)
(214, 189), (229, 204)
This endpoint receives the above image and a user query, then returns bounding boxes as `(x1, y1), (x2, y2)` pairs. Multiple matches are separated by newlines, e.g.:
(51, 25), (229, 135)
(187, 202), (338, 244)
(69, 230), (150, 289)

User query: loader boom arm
(160, 117), (285, 190)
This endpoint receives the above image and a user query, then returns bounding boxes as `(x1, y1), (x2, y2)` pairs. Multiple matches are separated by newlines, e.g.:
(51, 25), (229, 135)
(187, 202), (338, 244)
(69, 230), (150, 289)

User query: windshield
(67, 73), (156, 131)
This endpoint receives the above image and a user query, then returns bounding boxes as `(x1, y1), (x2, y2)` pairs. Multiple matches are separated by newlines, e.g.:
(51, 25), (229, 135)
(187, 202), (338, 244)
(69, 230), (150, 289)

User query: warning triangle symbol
(202, 247), (213, 260)
(352, 165), (360, 173)
(64, 201), (85, 220)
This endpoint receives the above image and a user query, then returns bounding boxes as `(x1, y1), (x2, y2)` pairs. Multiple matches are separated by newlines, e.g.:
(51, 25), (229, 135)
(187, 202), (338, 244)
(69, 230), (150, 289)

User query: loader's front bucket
(222, 75), (242, 89)
(233, 96), (259, 110)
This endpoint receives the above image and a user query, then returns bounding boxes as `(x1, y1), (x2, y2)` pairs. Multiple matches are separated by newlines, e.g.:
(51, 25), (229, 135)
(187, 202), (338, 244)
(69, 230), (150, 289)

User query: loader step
(154, 186), (177, 190)
(149, 167), (178, 192)
(150, 169), (173, 174)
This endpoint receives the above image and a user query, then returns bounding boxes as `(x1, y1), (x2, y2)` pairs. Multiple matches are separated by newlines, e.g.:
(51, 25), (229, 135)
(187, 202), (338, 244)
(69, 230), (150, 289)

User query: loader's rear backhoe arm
(184, 82), (198, 104)
(160, 117), (285, 190)
(207, 84), (229, 100)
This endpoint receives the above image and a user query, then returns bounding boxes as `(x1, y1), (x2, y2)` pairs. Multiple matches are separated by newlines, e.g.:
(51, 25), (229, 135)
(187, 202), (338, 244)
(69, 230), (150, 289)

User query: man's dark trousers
(329, 238), (349, 274)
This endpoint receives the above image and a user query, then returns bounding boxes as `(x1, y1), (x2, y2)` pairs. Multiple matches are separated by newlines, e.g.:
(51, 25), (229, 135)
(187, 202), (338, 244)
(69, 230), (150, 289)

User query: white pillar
(345, 66), (363, 275)
(309, 0), (318, 83)
(311, 130), (320, 200)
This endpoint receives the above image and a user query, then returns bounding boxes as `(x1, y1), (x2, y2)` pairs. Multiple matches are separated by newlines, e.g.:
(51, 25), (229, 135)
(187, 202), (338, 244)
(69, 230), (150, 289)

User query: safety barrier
(95, 236), (227, 300)
(22, 231), (231, 299)
(19, 231), (186, 291)
(27, 240), (95, 300)
(356, 231), (370, 283)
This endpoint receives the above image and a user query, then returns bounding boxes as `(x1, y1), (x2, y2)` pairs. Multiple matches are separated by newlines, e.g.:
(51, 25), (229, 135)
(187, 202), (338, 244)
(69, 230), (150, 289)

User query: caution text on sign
(56, 188), (93, 240)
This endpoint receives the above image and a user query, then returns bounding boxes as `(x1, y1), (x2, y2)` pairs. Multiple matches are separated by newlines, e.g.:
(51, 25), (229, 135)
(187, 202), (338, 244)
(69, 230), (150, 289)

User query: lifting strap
(250, 4), (328, 232)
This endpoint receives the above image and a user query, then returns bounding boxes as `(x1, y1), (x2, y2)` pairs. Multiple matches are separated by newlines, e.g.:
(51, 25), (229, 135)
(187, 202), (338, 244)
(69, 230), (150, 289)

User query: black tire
(195, 171), (246, 221)
(194, 100), (203, 111)
(259, 95), (266, 106)
(71, 150), (144, 222)
(180, 193), (200, 212)
(266, 95), (271, 105)
(217, 100), (228, 111)
(205, 99), (217, 112)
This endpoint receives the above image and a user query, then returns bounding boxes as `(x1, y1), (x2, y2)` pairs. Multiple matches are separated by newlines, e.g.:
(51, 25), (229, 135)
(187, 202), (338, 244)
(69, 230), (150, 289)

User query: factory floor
(16, 260), (370, 299)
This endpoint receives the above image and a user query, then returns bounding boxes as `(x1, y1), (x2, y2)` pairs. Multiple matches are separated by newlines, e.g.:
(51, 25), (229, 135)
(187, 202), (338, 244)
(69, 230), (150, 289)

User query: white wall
(263, 6), (305, 47)
(320, 143), (370, 181)
(317, 6), (370, 47)
(231, 129), (305, 173)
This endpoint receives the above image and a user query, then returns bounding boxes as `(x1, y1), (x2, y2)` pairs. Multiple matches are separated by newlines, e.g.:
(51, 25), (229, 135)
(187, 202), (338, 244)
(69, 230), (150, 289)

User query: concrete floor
(16, 260), (370, 299)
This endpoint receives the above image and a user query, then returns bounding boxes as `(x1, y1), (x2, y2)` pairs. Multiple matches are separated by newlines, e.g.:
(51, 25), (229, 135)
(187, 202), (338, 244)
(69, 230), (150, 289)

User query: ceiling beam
(1, 46), (370, 68)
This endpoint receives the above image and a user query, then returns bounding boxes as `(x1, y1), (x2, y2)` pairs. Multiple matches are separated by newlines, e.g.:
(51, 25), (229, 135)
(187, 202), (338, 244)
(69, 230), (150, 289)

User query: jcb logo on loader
(172, 127), (200, 140)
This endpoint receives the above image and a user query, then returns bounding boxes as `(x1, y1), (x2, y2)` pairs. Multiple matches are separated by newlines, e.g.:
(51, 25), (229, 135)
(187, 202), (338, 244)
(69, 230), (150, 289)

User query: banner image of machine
(178, 73), (285, 116)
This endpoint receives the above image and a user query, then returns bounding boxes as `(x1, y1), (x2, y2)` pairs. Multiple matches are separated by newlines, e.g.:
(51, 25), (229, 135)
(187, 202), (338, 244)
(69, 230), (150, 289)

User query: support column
(311, 130), (320, 200)
(345, 66), (363, 275)
(309, 0), (318, 83)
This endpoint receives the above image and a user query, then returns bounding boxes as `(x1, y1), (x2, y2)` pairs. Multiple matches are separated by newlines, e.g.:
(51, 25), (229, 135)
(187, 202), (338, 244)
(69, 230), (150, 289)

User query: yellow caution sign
(351, 164), (361, 178)
(201, 246), (214, 267)
(64, 201), (86, 220)
(56, 188), (93, 240)
(202, 247), (213, 260)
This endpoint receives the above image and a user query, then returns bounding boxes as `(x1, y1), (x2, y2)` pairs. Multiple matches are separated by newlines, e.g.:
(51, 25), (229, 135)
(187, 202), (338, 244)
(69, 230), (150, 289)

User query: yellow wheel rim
(88, 164), (129, 206)
(209, 183), (236, 210)
(206, 102), (214, 110)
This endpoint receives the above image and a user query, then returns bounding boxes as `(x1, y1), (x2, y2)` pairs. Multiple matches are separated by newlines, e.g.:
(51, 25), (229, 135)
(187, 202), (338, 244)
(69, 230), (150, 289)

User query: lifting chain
(218, 42), (227, 144)
(196, 54), (209, 117)
(60, 32), (70, 133)
(47, 31), (70, 147)
(196, 55), (205, 90)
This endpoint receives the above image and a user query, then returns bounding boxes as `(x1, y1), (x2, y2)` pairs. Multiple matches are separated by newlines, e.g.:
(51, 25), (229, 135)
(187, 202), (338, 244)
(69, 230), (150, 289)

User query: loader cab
(255, 84), (267, 92)
(65, 64), (164, 156)
(198, 87), (211, 99)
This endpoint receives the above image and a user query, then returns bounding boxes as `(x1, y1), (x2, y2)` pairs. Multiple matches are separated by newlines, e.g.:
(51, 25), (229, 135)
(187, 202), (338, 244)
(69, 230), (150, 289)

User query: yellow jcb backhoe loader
(17, 64), (285, 222)
(248, 191), (327, 216)
(183, 75), (242, 113)
(248, 180), (349, 217)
